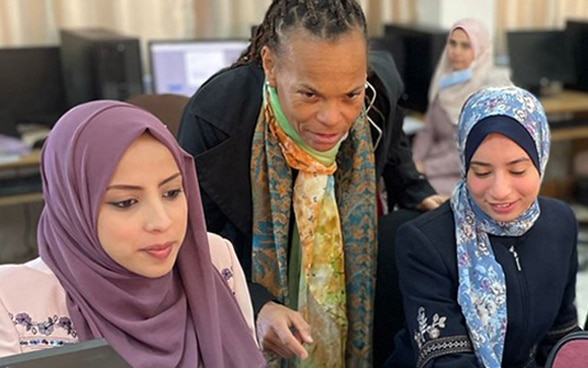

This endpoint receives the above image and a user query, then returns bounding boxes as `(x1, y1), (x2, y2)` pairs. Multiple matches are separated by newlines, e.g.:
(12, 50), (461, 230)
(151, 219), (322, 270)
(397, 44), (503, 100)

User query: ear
(261, 45), (277, 88)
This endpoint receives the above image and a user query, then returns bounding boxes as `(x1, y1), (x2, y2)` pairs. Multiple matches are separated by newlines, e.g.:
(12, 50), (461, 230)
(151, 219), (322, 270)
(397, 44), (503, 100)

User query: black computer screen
(368, 36), (406, 79)
(0, 46), (67, 136)
(384, 24), (448, 113)
(149, 39), (249, 97)
(565, 20), (588, 92)
(507, 30), (576, 95)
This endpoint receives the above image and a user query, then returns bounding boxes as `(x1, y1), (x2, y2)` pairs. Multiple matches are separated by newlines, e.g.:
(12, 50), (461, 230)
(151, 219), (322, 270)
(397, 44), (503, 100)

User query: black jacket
(388, 197), (580, 368)
(178, 51), (435, 314)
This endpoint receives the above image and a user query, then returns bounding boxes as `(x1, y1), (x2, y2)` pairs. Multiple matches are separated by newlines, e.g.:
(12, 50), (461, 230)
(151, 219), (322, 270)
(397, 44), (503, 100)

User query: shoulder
(538, 196), (577, 226)
(396, 202), (457, 260)
(184, 64), (264, 130)
(0, 258), (57, 285)
(367, 50), (404, 102)
(0, 258), (76, 355)
(400, 201), (455, 238)
(207, 233), (237, 287)
(0, 258), (66, 308)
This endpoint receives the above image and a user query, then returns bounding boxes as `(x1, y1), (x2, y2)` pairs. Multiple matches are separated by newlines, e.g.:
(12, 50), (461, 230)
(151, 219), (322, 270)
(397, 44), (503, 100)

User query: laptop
(0, 339), (132, 368)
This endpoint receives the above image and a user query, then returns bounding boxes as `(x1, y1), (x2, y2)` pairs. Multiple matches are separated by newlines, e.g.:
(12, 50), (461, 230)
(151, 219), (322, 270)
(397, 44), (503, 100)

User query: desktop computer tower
(60, 28), (143, 108)
(384, 24), (448, 113)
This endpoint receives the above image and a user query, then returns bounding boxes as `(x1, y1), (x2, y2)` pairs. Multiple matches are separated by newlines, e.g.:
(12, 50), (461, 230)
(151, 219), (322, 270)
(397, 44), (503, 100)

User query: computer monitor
(565, 20), (588, 92)
(0, 338), (131, 368)
(149, 39), (249, 97)
(384, 24), (448, 113)
(368, 35), (406, 79)
(0, 46), (67, 136)
(507, 30), (576, 96)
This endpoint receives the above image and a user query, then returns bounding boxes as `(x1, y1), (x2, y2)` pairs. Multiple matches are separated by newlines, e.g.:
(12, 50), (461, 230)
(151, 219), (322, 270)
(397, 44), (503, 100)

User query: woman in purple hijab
(0, 100), (266, 367)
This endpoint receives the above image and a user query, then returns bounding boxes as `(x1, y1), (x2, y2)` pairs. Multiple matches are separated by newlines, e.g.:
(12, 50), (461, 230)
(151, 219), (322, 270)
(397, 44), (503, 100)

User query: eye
(164, 188), (183, 199)
(346, 91), (362, 100)
(472, 171), (491, 178)
(109, 199), (137, 209)
(511, 170), (526, 176)
(299, 91), (316, 99)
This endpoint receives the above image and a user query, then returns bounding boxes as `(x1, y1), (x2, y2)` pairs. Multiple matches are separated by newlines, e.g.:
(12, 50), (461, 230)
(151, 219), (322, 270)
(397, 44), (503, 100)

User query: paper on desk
(0, 134), (31, 157)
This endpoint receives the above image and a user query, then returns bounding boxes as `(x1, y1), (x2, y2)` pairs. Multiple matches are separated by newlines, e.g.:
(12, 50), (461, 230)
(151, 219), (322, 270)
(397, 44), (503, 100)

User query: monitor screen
(368, 36), (406, 78)
(0, 46), (67, 136)
(384, 24), (448, 113)
(507, 30), (576, 95)
(0, 338), (131, 368)
(149, 39), (249, 96)
(565, 20), (588, 92)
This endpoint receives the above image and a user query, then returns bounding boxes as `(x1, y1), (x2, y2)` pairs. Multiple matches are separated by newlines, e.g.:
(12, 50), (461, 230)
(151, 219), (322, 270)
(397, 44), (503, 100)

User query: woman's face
(97, 134), (188, 278)
(467, 133), (541, 222)
(261, 28), (368, 152)
(447, 28), (475, 71)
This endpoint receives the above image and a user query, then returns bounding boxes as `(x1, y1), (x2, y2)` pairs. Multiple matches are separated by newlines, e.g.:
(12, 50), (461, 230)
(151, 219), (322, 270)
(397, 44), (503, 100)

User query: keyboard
(0, 174), (42, 197)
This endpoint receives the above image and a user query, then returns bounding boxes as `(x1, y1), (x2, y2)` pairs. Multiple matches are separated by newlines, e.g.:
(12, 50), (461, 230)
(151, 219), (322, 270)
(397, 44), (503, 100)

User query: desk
(0, 150), (43, 207)
(539, 90), (588, 199)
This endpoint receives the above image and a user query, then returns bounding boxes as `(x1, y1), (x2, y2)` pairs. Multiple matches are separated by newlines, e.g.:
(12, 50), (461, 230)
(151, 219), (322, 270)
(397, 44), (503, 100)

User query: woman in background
(0, 101), (265, 367)
(413, 18), (510, 196)
(389, 86), (580, 367)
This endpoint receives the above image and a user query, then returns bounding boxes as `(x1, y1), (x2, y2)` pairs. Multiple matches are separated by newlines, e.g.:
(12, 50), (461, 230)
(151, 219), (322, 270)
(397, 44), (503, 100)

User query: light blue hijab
(450, 86), (550, 367)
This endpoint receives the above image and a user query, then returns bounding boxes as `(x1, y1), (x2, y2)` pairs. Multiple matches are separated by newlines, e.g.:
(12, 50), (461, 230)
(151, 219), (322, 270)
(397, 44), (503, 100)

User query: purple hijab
(37, 100), (265, 367)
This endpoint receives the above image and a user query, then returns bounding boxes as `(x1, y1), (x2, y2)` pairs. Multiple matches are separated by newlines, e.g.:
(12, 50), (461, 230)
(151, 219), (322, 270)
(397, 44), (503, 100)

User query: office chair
(544, 331), (588, 368)
(126, 93), (190, 137)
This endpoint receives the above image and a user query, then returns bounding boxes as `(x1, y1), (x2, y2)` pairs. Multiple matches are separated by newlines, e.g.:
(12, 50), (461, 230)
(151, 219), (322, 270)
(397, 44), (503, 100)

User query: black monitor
(368, 35), (406, 79)
(60, 28), (144, 108)
(0, 338), (131, 368)
(149, 39), (249, 97)
(384, 23), (448, 113)
(565, 20), (588, 92)
(0, 46), (67, 137)
(507, 30), (576, 96)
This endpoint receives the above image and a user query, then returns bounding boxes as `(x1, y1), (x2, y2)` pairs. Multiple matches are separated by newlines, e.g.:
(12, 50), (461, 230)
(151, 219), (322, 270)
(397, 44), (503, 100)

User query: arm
(178, 83), (311, 359)
(0, 302), (21, 357)
(0, 275), (22, 357)
(411, 112), (435, 166)
(396, 220), (480, 368)
(366, 51), (440, 211)
(382, 107), (440, 210)
(178, 100), (276, 317)
(535, 216), (581, 364)
(208, 233), (257, 344)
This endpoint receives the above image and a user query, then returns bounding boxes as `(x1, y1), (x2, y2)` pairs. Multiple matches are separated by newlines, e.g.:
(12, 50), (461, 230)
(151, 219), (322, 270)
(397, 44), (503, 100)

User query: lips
(489, 201), (517, 214)
(312, 132), (342, 145)
(142, 242), (174, 260)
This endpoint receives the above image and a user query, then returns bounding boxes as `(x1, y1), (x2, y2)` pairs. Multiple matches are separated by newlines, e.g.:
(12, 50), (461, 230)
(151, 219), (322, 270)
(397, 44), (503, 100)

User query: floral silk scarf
(251, 85), (377, 367)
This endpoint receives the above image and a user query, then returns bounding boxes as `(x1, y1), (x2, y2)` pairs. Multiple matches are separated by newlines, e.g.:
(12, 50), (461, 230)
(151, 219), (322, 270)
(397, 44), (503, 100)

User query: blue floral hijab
(450, 86), (550, 367)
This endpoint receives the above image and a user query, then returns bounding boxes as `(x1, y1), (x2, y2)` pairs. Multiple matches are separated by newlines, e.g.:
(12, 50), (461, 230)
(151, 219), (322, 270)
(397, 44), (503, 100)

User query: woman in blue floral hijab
(387, 86), (580, 368)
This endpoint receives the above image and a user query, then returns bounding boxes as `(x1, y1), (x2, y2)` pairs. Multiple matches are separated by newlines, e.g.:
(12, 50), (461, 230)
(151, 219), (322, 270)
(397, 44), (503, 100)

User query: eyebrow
(298, 83), (364, 96)
(469, 157), (530, 167)
(106, 172), (182, 191)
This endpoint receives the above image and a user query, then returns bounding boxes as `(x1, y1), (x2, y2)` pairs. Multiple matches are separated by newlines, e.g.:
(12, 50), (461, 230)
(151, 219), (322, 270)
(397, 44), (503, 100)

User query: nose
(144, 199), (173, 232)
(488, 172), (512, 200)
(316, 100), (345, 127)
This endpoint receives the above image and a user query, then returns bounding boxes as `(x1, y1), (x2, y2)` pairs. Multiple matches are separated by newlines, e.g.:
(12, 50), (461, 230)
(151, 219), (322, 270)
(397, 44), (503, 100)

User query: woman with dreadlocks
(178, 1), (445, 366)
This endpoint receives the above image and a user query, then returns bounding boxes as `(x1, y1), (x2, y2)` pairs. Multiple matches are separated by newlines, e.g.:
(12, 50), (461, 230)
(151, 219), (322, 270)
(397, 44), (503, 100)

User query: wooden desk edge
(0, 150), (42, 170)
(0, 192), (44, 207)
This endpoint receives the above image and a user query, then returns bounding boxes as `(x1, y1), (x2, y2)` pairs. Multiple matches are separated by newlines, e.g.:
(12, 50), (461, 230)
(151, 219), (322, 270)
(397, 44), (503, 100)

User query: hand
(415, 160), (425, 174)
(416, 194), (449, 211)
(256, 301), (313, 359)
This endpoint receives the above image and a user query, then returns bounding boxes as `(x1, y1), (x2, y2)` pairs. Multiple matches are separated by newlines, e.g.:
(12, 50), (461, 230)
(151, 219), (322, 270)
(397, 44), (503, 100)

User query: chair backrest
(126, 93), (190, 137)
(545, 331), (588, 368)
